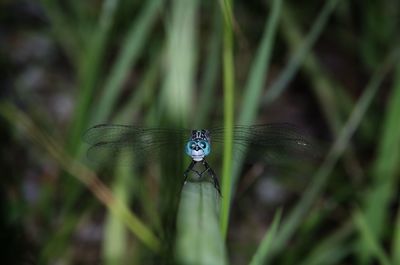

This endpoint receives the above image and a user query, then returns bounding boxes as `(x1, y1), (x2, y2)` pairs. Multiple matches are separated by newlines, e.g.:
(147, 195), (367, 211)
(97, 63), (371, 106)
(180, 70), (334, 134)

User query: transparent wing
(82, 124), (190, 166)
(209, 123), (321, 164)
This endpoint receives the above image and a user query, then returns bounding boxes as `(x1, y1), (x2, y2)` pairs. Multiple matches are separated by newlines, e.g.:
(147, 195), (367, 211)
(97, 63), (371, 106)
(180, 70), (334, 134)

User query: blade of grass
(263, 0), (340, 104)
(114, 49), (162, 123)
(160, 0), (198, 124)
(68, 0), (119, 152)
(157, 1), (199, 261)
(103, 213), (129, 265)
(219, 0), (235, 239)
(238, 0), (281, 125)
(116, 53), (163, 232)
(92, 0), (164, 124)
(196, 3), (222, 128)
(175, 182), (227, 265)
(353, 209), (392, 265)
(0, 102), (161, 252)
(230, 0), (282, 198)
(361, 60), (400, 260)
(249, 210), (282, 265)
(159, 0), (199, 198)
(264, 47), (400, 263)
(393, 204), (400, 265)
(103, 156), (135, 265)
(102, 53), (162, 264)
(220, 0), (282, 238)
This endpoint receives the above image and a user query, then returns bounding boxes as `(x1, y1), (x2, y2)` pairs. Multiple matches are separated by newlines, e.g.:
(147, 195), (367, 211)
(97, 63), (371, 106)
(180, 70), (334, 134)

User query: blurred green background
(1, 0), (400, 264)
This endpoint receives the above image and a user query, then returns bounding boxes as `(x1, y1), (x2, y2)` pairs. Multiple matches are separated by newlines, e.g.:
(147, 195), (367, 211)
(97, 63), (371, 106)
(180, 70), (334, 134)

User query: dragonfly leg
(203, 160), (222, 196)
(183, 160), (196, 184)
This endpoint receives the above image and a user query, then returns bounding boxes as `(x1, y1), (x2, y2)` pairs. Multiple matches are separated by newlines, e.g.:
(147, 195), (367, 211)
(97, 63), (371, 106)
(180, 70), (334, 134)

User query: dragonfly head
(185, 130), (211, 161)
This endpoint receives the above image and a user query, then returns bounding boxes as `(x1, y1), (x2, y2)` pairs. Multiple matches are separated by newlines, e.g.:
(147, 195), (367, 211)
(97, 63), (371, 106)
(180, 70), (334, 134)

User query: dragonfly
(83, 123), (315, 196)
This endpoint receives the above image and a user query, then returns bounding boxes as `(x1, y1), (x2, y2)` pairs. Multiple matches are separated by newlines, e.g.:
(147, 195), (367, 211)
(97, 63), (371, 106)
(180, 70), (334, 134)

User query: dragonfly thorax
(185, 130), (211, 161)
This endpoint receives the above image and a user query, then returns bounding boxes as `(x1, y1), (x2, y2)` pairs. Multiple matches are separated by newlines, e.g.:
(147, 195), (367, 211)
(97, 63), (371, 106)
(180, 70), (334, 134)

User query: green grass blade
(239, 0), (282, 125)
(354, 209), (393, 265)
(160, 0), (198, 124)
(220, 0), (282, 238)
(220, 0), (235, 239)
(114, 50), (161, 123)
(103, 211), (128, 265)
(92, 0), (164, 124)
(220, 0), (282, 240)
(102, 155), (135, 265)
(156, 1), (199, 261)
(196, 4), (222, 128)
(159, 0), (199, 193)
(102, 52), (162, 264)
(68, 0), (119, 152)
(249, 210), (282, 265)
(263, 0), (340, 104)
(230, 0), (282, 198)
(264, 48), (400, 263)
(361, 61), (400, 262)
(393, 204), (400, 265)
(176, 182), (227, 265)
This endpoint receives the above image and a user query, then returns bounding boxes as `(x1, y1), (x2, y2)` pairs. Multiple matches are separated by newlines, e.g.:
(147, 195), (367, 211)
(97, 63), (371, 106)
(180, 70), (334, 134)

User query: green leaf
(176, 182), (227, 265)
(353, 209), (392, 265)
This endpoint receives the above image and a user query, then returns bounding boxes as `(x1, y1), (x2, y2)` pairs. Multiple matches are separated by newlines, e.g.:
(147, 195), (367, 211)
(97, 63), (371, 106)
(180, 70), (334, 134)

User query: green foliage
(1, 0), (400, 264)
(176, 182), (227, 265)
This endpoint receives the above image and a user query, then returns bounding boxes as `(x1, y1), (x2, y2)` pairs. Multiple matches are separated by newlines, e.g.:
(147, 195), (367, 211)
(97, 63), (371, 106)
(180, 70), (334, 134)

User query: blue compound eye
(199, 141), (206, 148)
(190, 141), (196, 149)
